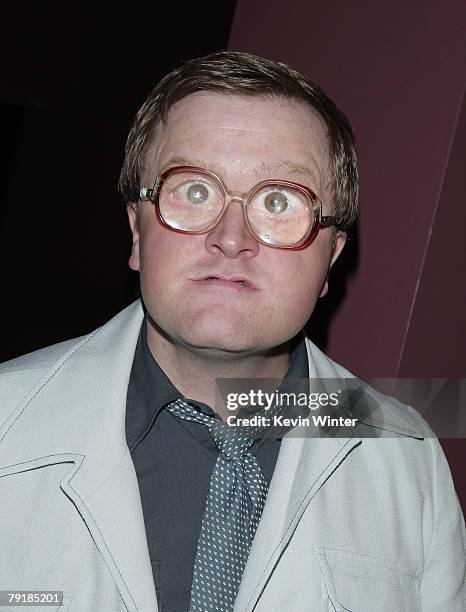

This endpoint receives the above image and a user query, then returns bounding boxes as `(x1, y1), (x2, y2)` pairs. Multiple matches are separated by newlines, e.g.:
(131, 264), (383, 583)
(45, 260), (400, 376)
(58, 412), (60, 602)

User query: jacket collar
(0, 300), (145, 491)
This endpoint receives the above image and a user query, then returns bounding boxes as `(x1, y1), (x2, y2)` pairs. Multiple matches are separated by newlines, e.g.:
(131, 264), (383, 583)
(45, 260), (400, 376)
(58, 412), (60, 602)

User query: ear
(319, 230), (347, 298)
(127, 202), (140, 272)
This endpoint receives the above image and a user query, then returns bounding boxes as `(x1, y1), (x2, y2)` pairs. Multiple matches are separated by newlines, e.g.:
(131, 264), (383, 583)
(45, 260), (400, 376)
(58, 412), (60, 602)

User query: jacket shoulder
(304, 337), (433, 438)
(0, 336), (86, 374)
(0, 301), (144, 432)
(0, 336), (87, 426)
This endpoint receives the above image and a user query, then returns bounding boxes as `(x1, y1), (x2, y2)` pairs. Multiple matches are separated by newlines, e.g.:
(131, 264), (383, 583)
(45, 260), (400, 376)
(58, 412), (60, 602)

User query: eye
(171, 178), (220, 206)
(249, 184), (311, 220)
(264, 190), (288, 214)
(186, 182), (209, 204)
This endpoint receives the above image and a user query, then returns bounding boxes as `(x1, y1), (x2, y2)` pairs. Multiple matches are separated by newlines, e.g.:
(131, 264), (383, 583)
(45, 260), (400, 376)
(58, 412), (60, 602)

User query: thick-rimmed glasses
(139, 165), (337, 250)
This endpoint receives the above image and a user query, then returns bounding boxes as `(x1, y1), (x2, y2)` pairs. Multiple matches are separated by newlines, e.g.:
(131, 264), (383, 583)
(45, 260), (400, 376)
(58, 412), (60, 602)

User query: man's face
(128, 92), (346, 356)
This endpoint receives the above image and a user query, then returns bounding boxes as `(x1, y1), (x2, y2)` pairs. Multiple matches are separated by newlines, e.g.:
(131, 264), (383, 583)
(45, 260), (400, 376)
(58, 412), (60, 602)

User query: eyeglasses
(139, 165), (337, 250)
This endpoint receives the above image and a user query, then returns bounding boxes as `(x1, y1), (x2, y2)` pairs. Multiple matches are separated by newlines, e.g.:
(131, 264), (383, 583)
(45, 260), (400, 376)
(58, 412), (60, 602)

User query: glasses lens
(159, 170), (224, 231)
(247, 184), (316, 247)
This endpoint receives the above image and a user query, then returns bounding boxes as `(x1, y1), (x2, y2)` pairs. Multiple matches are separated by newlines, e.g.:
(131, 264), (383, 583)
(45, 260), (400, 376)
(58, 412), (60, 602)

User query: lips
(193, 274), (258, 290)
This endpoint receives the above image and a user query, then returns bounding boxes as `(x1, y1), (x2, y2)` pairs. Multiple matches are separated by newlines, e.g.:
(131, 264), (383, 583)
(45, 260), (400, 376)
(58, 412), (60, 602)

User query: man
(0, 51), (464, 612)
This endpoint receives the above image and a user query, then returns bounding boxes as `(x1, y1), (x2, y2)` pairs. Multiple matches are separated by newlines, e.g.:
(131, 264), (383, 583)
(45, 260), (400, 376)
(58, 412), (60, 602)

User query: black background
(0, 2), (237, 361)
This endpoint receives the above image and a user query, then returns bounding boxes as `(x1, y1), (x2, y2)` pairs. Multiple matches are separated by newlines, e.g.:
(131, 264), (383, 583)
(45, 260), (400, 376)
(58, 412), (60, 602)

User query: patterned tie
(166, 398), (272, 612)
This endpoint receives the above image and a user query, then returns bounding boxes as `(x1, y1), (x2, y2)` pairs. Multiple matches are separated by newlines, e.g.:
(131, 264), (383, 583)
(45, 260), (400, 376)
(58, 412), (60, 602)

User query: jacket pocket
(316, 547), (421, 612)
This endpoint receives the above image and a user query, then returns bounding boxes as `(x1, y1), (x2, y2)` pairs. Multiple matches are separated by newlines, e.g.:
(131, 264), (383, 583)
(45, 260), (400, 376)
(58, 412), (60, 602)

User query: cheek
(137, 225), (182, 295)
(267, 246), (331, 317)
(139, 216), (182, 270)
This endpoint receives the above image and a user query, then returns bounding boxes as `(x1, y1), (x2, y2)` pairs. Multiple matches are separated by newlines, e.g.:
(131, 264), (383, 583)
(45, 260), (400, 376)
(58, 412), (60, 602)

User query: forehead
(145, 92), (330, 190)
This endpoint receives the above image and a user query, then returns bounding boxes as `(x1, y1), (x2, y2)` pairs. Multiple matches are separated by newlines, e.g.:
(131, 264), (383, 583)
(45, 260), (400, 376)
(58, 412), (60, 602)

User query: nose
(204, 199), (260, 258)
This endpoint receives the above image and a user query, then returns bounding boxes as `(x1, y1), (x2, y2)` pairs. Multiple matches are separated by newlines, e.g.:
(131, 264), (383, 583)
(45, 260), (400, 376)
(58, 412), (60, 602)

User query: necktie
(166, 398), (271, 612)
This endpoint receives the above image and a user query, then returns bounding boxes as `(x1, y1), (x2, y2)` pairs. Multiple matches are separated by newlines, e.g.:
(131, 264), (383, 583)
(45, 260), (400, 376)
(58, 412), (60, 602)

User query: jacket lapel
(233, 433), (360, 612)
(0, 301), (158, 612)
(233, 336), (362, 612)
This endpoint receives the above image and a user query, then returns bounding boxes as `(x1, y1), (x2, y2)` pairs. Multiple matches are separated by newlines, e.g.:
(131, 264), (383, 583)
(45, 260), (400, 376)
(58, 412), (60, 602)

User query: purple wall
(229, 0), (466, 504)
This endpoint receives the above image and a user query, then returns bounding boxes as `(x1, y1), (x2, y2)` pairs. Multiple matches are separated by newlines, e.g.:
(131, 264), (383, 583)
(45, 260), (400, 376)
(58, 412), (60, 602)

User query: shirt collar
(125, 318), (309, 450)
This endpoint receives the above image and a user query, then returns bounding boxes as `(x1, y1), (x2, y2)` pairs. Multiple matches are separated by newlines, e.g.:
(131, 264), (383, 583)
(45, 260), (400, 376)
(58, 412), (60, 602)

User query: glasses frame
(139, 165), (337, 250)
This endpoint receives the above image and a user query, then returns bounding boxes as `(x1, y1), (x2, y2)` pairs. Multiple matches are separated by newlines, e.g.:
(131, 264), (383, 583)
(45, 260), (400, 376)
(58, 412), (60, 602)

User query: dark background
(1, 2), (464, 507)
(0, 2), (237, 354)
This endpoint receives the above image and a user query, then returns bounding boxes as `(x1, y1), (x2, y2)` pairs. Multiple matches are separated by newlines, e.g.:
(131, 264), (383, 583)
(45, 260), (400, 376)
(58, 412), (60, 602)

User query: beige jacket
(0, 300), (464, 611)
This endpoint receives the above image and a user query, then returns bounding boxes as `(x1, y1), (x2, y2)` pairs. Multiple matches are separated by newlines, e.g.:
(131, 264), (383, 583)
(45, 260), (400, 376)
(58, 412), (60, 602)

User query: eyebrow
(163, 156), (318, 184)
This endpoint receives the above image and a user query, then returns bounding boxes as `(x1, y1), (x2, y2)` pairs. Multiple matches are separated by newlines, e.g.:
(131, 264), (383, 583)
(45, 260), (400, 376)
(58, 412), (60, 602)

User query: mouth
(193, 275), (258, 291)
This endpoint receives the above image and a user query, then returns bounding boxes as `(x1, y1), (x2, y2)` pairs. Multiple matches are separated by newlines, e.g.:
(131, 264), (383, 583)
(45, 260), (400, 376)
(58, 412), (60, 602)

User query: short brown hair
(118, 50), (358, 229)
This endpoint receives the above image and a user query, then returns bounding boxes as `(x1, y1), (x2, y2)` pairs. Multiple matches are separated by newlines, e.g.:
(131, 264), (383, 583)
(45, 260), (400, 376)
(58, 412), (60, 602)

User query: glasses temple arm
(320, 215), (338, 228)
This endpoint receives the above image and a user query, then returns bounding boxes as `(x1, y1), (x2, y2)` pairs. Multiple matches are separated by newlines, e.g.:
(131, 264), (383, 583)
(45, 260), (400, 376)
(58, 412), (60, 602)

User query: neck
(145, 317), (292, 421)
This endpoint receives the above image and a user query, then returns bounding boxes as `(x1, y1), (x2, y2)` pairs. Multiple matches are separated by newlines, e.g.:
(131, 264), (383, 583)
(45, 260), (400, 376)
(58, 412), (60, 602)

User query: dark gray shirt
(125, 321), (309, 612)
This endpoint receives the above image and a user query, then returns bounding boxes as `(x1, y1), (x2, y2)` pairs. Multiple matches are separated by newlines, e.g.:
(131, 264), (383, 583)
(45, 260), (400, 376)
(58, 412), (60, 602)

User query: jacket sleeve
(420, 437), (466, 610)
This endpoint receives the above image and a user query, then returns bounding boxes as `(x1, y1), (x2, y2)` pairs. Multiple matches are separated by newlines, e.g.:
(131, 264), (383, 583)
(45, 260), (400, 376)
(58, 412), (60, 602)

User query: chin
(177, 324), (259, 355)
(176, 321), (297, 357)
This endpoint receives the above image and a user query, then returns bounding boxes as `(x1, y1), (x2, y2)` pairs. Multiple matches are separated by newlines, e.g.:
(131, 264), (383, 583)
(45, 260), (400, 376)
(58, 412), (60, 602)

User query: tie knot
(166, 399), (254, 460)
(209, 421), (253, 459)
